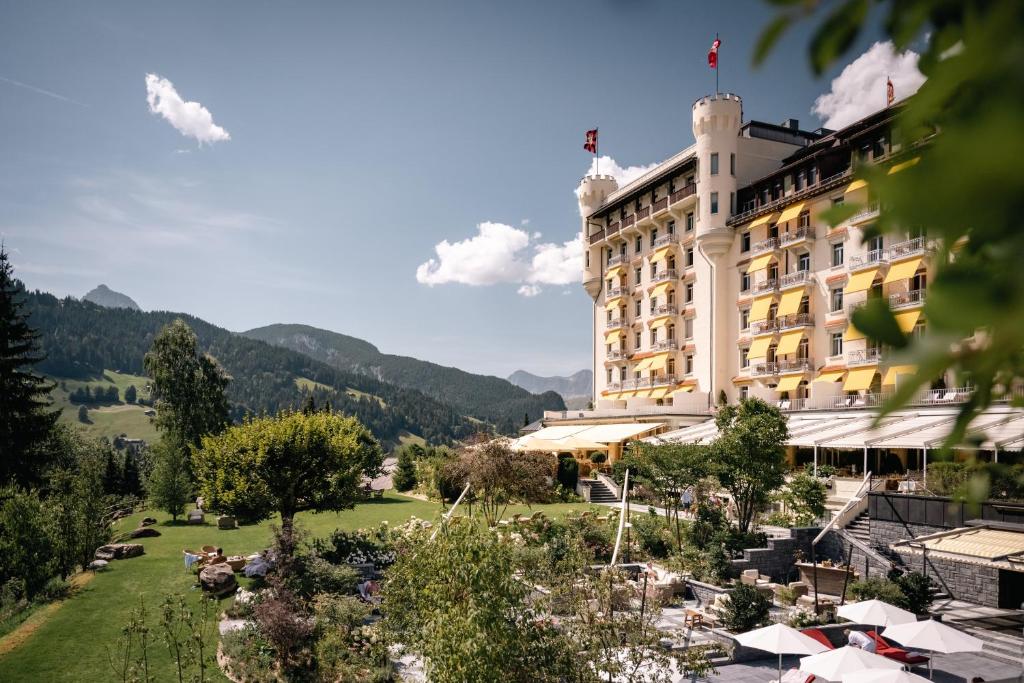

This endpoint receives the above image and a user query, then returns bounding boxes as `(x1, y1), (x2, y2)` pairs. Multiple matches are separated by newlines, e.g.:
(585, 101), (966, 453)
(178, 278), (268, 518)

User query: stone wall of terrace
(730, 527), (819, 584)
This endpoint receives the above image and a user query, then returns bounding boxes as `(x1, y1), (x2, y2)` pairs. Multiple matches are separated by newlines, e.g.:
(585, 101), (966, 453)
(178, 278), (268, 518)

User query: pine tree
(146, 436), (193, 520)
(103, 449), (122, 494)
(124, 385), (137, 403)
(0, 247), (59, 487)
(392, 446), (418, 492)
(122, 450), (142, 496)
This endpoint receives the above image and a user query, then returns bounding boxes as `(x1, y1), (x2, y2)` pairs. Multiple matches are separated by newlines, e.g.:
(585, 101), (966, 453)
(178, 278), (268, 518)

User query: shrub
(849, 577), (908, 609)
(220, 624), (277, 682)
(722, 584), (771, 633)
(682, 542), (733, 586)
(589, 452), (606, 464)
(555, 455), (579, 491)
(762, 511), (794, 527)
(816, 465), (836, 479)
(775, 585), (797, 606)
(927, 462), (967, 496)
(629, 511), (673, 560)
(0, 487), (55, 598)
(786, 609), (825, 629)
(894, 572), (935, 615)
(252, 587), (314, 669)
(313, 526), (396, 568)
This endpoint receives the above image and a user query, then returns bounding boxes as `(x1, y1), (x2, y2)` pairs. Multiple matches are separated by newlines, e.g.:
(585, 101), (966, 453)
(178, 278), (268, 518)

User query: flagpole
(595, 127), (599, 176)
(716, 32), (720, 94)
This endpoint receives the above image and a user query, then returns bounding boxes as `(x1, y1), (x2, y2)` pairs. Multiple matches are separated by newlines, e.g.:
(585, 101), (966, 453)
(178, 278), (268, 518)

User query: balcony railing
(778, 358), (813, 373)
(887, 236), (926, 260)
(606, 381), (622, 392)
(749, 319), (778, 336)
(780, 227), (814, 245)
(606, 286), (627, 299)
(650, 305), (677, 318)
(890, 289), (926, 309)
(589, 229), (605, 245)
(670, 183), (697, 204)
(652, 197), (669, 214)
(849, 249), (885, 270)
(651, 374), (678, 387)
(778, 313), (813, 329)
(653, 233), (679, 249)
(847, 348), (882, 365)
(751, 362), (778, 377)
(652, 340), (678, 352)
(651, 269), (678, 283)
(621, 378), (652, 391)
(777, 397), (807, 411)
(605, 318), (626, 331)
(606, 349), (628, 361)
(752, 236), (779, 254)
(753, 278), (779, 294)
(827, 392), (891, 410)
(780, 270), (812, 289)
(846, 202), (880, 225)
(607, 221), (620, 235)
(729, 170), (851, 226)
(622, 214), (636, 228)
(608, 253), (629, 268)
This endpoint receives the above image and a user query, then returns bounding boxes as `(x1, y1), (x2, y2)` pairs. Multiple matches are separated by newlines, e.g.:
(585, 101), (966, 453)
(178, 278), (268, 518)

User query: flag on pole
(886, 77), (895, 106)
(708, 37), (721, 69)
(583, 128), (598, 154)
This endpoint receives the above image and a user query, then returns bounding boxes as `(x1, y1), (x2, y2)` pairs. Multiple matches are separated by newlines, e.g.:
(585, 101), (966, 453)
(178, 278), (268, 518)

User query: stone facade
(893, 549), (1002, 608)
(730, 527), (818, 584)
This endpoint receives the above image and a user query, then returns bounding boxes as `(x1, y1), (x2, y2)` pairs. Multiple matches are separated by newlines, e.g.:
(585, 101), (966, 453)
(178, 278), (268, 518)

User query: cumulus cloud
(145, 73), (230, 145)
(416, 222), (583, 296)
(577, 155), (660, 198)
(812, 41), (926, 129)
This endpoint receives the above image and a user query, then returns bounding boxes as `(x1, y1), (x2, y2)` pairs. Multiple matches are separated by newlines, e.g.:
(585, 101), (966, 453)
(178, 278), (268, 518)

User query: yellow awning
(650, 317), (669, 329)
(605, 299), (622, 312)
(777, 288), (804, 316)
(606, 265), (624, 279)
(845, 179), (868, 194)
(605, 392), (622, 400)
(748, 336), (772, 359)
(776, 375), (803, 392)
(604, 329), (624, 343)
(633, 389), (652, 399)
(776, 330), (804, 355)
(674, 385), (694, 394)
(815, 370), (846, 383)
(746, 253), (775, 273)
(883, 365), (916, 386)
(749, 212), (778, 228)
(843, 367), (878, 391)
(843, 323), (865, 342)
(895, 309), (922, 334)
(749, 294), (775, 322)
(883, 257), (923, 284)
(888, 157), (920, 175)
(777, 202), (805, 224)
(634, 357), (653, 371)
(648, 354), (669, 372)
(619, 391), (636, 399)
(650, 245), (674, 264)
(650, 281), (672, 299)
(649, 387), (670, 399)
(845, 267), (880, 294)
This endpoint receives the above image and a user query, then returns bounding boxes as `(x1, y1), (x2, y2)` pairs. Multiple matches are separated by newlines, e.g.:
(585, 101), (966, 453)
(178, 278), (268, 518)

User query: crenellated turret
(577, 174), (618, 301)
(692, 93), (742, 258)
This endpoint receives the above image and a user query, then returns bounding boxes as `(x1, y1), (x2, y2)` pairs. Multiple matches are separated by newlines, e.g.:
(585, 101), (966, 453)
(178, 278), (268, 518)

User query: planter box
(795, 562), (858, 596)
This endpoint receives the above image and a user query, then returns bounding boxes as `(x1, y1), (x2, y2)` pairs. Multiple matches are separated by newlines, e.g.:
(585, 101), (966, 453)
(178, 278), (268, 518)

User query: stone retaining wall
(730, 527), (818, 584)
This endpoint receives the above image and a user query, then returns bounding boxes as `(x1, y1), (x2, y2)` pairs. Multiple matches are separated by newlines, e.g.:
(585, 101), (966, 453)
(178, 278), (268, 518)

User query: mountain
(242, 324), (566, 434)
(508, 369), (592, 399)
(83, 284), (140, 311)
(24, 291), (479, 446)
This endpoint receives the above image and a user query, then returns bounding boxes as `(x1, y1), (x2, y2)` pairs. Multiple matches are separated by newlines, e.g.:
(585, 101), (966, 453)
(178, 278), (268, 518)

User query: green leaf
(851, 298), (907, 349)
(819, 201), (861, 227)
(753, 14), (793, 66)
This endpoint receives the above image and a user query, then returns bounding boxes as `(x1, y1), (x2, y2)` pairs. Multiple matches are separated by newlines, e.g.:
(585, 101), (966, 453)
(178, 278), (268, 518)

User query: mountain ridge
(507, 369), (592, 399)
(83, 284), (141, 311)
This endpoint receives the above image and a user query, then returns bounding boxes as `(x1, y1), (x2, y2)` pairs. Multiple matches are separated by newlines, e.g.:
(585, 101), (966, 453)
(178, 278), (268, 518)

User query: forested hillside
(243, 324), (565, 434)
(25, 292), (477, 445)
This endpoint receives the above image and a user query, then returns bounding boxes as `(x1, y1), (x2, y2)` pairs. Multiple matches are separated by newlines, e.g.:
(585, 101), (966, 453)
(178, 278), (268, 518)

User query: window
(868, 235), (883, 253)
(686, 248), (694, 267)
(832, 195), (844, 208)
(797, 338), (809, 359)
(830, 332), (843, 357)
(797, 252), (810, 272)
(831, 242), (844, 267)
(606, 368), (613, 383)
(740, 271), (751, 292)
(740, 385), (749, 400)
(586, 251), (590, 268)
(668, 357), (676, 375)
(620, 365), (626, 379)
(768, 262), (778, 281)
(809, 166), (818, 185)
(740, 308), (750, 330)
(710, 192), (719, 214)
(685, 355), (694, 375)
(606, 309), (613, 322)
(651, 228), (658, 247)
(634, 267), (642, 285)
(635, 235), (642, 253)
(830, 288), (844, 312)
(798, 211), (810, 229)
(685, 282), (694, 303)
(795, 171), (805, 192)
(634, 331), (641, 348)
(634, 299), (641, 316)
(741, 232), (751, 252)
(649, 298), (656, 314)
(710, 153), (719, 176)
(686, 175), (694, 186)
(606, 278), (613, 290)
(730, 191), (735, 215)
(684, 317), (694, 339)
(912, 271), (927, 292)
(667, 220), (675, 235)
(649, 263), (657, 278)
(730, 153), (736, 176)
(740, 347), (750, 369)
(667, 324), (675, 340)
(685, 212), (694, 232)
(798, 296), (809, 315)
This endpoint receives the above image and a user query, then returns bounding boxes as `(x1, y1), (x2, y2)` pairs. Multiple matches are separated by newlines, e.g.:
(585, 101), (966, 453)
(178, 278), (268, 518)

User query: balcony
(749, 319), (778, 336)
(890, 289), (926, 309)
(849, 249), (886, 271)
(650, 304), (677, 318)
(608, 253), (629, 268)
(729, 170), (851, 226)
(622, 214), (636, 229)
(652, 340), (678, 352)
(652, 197), (669, 215)
(651, 269), (678, 284)
(778, 313), (813, 330)
(621, 377), (652, 391)
(753, 278), (779, 294)
(589, 229), (605, 245)
(846, 202), (880, 225)
(651, 374), (678, 387)
(779, 270), (813, 290)
(752, 236), (779, 254)
(780, 227), (814, 246)
(607, 221), (620, 235)
(605, 318), (626, 331)
(847, 348), (882, 366)
(606, 286), (627, 299)
(605, 381), (622, 393)
(751, 362), (779, 377)
(637, 206), (651, 222)
(653, 233), (679, 249)
(606, 349), (628, 361)
(669, 183), (697, 204)
(887, 236), (927, 261)
(778, 358), (813, 374)
(777, 398), (807, 411)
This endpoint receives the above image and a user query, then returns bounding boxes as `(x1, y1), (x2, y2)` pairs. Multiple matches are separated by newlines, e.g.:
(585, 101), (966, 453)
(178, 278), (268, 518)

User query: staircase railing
(834, 526), (894, 573)
(814, 472), (872, 546)
(595, 472), (621, 500)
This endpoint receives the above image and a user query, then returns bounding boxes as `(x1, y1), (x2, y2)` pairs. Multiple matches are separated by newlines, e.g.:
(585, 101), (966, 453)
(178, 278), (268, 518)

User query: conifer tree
(0, 247), (59, 486)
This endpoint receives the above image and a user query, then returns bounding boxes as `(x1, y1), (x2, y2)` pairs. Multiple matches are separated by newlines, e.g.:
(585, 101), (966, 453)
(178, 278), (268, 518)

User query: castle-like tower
(579, 174), (618, 301)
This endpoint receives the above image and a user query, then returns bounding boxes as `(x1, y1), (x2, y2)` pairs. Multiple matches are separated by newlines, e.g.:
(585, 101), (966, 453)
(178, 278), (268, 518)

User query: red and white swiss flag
(583, 129), (598, 154)
(708, 38), (721, 69)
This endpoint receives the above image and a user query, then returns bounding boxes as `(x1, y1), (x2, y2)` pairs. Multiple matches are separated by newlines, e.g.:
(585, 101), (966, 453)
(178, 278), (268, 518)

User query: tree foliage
(712, 398), (789, 535)
(0, 486), (55, 597)
(193, 411), (383, 539)
(147, 436), (194, 521)
(778, 472), (828, 527)
(442, 441), (555, 526)
(391, 446), (417, 492)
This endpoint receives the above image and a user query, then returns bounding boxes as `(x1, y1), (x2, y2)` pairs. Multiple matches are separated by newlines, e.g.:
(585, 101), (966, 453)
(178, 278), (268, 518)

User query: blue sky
(1, 1), (911, 377)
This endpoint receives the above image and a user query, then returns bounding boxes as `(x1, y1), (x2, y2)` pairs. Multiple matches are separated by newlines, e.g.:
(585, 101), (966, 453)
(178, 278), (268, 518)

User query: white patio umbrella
(735, 623), (830, 682)
(800, 646), (903, 682)
(836, 599), (916, 628)
(880, 618), (984, 679)
(842, 670), (931, 683)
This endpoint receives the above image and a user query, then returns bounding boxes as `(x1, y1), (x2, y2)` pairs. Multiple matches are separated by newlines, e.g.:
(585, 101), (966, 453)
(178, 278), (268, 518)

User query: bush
(816, 465), (836, 479)
(589, 452), (606, 464)
(556, 455), (579, 491)
(722, 584), (771, 633)
(927, 462), (968, 496)
(629, 511), (673, 560)
(682, 542), (733, 586)
(786, 609), (825, 629)
(762, 511), (794, 527)
(0, 487), (55, 598)
(313, 526), (396, 568)
(850, 577), (908, 609)
(894, 572), (935, 615)
(775, 585), (797, 606)
(220, 624), (277, 682)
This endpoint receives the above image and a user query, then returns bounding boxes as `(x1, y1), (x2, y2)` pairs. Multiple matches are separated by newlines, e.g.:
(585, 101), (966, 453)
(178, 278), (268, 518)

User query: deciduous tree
(442, 441), (554, 527)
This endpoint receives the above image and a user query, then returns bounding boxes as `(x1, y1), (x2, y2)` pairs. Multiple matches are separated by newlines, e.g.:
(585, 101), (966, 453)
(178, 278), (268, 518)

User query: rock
(140, 517), (157, 527)
(199, 563), (238, 597)
(187, 510), (205, 525)
(217, 515), (236, 530)
(129, 527), (161, 538)
(88, 559), (109, 571)
(95, 543), (145, 560)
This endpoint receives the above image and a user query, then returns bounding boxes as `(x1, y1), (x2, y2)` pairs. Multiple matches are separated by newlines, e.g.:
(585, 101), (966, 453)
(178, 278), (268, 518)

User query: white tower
(577, 174), (618, 301)
(692, 94), (743, 404)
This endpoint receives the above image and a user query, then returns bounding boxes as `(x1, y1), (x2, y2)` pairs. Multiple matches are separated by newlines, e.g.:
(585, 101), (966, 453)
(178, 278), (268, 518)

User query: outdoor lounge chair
(776, 669), (815, 683)
(800, 628), (835, 651)
(866, 630), (930, 666)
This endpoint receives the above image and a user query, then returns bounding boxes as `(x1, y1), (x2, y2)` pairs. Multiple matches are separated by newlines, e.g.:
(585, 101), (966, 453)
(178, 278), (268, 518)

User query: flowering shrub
(314, 524), (397, 568)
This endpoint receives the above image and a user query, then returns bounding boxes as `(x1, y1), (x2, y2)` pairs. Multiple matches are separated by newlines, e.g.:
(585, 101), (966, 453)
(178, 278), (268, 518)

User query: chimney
(782, 118), (799, 130)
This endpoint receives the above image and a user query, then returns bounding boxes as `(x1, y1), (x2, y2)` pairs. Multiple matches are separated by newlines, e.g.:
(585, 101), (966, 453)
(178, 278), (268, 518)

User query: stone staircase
(957, 622), (1024, 667)
(587, 479), (619, 504)
(846, 511), (871, 545)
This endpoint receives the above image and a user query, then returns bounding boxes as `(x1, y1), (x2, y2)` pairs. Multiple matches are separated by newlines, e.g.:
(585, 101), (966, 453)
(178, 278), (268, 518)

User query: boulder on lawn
(95, 543), (145, 560)
(140, 517), (157, 527)
(217, 515), (236, 530)
(88, 559), (109, 571)
(187, 510), (205, 525)
(199, 563), (238, 597)
(129, 527), (161, 538)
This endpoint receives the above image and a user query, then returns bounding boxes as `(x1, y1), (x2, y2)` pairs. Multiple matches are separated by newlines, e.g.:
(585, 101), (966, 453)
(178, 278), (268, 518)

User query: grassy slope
(0, 493), (602, 682)
(52, 370), (159, 444)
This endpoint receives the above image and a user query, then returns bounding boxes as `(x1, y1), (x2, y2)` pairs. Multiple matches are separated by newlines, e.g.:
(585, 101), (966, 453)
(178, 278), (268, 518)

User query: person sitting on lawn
(844, 628), (876, 653)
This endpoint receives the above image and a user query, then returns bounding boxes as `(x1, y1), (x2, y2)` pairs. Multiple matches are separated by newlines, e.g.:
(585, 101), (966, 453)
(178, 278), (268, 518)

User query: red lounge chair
(867, 630), (930, 666)
(801, 628), (835, 650)
(779, 669), (815, 683)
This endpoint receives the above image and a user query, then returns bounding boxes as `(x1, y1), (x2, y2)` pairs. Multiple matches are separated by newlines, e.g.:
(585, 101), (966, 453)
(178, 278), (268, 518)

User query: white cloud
(812, 41), (926, 129)
(416, 222), (583, 296)
(576, 155), (660, 199)
(145, 73), (230, 145)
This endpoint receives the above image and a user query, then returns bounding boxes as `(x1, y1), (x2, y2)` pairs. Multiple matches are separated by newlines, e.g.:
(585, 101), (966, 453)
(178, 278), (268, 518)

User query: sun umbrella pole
(430, 482), (471, 541)
(610, 469), (630, 566)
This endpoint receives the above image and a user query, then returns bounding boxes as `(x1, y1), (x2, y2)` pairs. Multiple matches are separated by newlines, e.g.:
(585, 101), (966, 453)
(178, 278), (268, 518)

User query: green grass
(397, 431), (426, 448)
(50, 370), (159, 444)
(344, 387), (386, 407)
(0, 492), (603, 681)
(293, 376), (336, 394)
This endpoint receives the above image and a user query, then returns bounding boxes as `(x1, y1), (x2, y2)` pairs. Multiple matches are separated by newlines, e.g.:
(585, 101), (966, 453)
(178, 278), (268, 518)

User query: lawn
(0, 492), (604, 682)
(51, 370), (159, 444)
